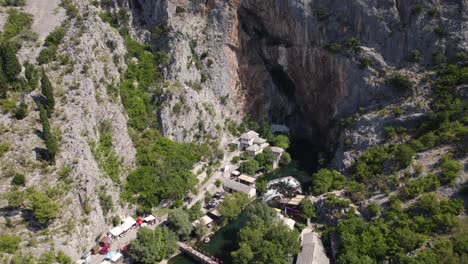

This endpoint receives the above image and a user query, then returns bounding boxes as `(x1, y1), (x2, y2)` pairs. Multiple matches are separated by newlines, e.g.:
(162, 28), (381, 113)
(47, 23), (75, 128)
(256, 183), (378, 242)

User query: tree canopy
(167, 208), (192, 239)
(130, 227), (178, 264)
(231, 214), (300, 264)
(218, 192), (249, 222)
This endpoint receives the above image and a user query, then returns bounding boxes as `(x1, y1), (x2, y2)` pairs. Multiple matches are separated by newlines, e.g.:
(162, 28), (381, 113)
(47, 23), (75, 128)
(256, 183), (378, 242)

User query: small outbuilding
(193, 215), (214, 227)
(238, 174), (256, 185)
(222, 178), (256, 198)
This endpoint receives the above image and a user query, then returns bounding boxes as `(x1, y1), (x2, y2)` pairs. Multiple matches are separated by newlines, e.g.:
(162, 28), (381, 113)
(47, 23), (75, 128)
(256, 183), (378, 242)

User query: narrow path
(186, 150), (239, 208)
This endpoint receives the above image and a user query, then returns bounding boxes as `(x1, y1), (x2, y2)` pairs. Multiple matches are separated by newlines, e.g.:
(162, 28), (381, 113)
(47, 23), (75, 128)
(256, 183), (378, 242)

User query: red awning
(99, 236), (109, 246)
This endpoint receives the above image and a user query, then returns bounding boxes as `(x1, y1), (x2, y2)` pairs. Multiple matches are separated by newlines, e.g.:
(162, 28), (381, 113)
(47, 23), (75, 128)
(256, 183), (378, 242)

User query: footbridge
(178, 242), (222, 264)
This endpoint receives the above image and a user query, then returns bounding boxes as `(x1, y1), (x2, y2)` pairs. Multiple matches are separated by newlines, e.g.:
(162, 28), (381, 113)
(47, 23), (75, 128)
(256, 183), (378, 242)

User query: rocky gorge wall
(129, 0), (465, 150)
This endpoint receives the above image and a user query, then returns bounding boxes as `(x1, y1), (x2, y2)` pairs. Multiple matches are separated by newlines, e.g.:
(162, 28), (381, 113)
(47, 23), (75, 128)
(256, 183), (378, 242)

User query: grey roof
(246, 144), (261, 152)
(270, 146), (284, 154)
(240, 130), (259, 140)
(222, 178), (255, 194)
(254, 137), (267, 144)
(296, 233), (329, 264)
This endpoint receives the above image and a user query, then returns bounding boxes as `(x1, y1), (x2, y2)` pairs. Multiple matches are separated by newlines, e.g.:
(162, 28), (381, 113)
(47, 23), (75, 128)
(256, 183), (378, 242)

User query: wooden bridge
(178, 242), (222, 264)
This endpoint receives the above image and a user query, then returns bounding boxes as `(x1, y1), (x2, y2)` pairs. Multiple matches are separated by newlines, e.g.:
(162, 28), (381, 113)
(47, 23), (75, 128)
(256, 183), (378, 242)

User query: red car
(99, 244), (110, 255)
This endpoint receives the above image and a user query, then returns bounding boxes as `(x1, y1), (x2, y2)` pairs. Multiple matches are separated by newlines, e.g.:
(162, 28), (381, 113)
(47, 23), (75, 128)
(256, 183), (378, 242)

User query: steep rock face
(128, 0), (245, 143)
(237, 0), (467, 144)
(128, 0), (466, 145)
(0, 1), (135, 259)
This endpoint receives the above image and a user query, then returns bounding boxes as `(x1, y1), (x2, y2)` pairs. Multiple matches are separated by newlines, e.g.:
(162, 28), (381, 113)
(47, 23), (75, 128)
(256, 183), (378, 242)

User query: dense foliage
(334, 194), (464, 263)
(167, 208), (193, 240)
(30, 192), (59, 225)
(3, 9), (32, 39)
(130, 227), (178, 264)
(218, 192), (249, 223)
(231, 202), (301, 264)
(117, 36), (213, 212)
(311, 169), (346, 195)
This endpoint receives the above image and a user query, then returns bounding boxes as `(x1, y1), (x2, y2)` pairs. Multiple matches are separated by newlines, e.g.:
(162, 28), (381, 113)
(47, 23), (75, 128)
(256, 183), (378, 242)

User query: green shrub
(176, 6), (186, 14)
(44, 27), (66, 47)
(393, 144), (415, 168)
(388, 73), (414, 92)
(311, 169), (346, 195)
(60, 0), (79, 18)
(3, 9), (33, 39)
(384, 126), (397, 140)
(14, 102), (27, 119)
(11, 174), (25, 186)
(409, 49), (420, 63)
(359, 57), (370, 69)
(1, 0), (26, 6)
(411, 4), (424, 15)
(98, 189), (113, 215)
(439, 156), (462, 185)
(432, 51), (447, 65)
(0, 234), (21, 253)
(37, 46), (58, 65)
(30, 192), (59, 225)
(0, 143), (10, 157)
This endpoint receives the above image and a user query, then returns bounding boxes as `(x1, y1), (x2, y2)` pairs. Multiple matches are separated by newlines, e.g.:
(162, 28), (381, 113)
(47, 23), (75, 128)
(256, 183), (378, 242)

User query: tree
(440, 156), (462, 185)
(238, 159), (259, 175)
(367, 202), (381, 218)
(311, 169), (344, 195)
(232, 214), (300, 263)
(0, 68), (7, 98)
(38, 103), (58, 160)
(41, 69), (55, 115)
(188, 201), (202, 221)
(256, 179), (267, 195)
(279, 152), (291, 166)
(254, 148), (275, 170)
(388, 73), (414, 92)
(30, 192), (59, 225)
(302, 200), (316, 219)
(272, 134), (289, 149)
(168, 208), (192, 239)
(130, 227), (178, 264)
(218, 192), (249, 222)
(24, 61), (39, 89)
(194, 221), (208, 238)
(394, 144), (415, 168)
(1, 42), (21, 82)
(232, 243), (254, 264)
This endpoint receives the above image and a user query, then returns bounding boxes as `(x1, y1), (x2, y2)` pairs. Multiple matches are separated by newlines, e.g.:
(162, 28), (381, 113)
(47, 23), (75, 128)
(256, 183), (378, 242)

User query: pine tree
(40, 68), (55, 116)
(2, 42), (21, 82)
(0, 69), (8, 98)
(38, 103), (57, 160)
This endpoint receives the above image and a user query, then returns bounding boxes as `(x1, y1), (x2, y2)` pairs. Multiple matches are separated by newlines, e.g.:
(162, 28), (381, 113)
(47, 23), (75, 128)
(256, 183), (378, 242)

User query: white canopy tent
(143, 215), (156, 222)
(109, 226), (123, 237)
(110, 252), (123, 262)
(121, 216), (136, 231)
